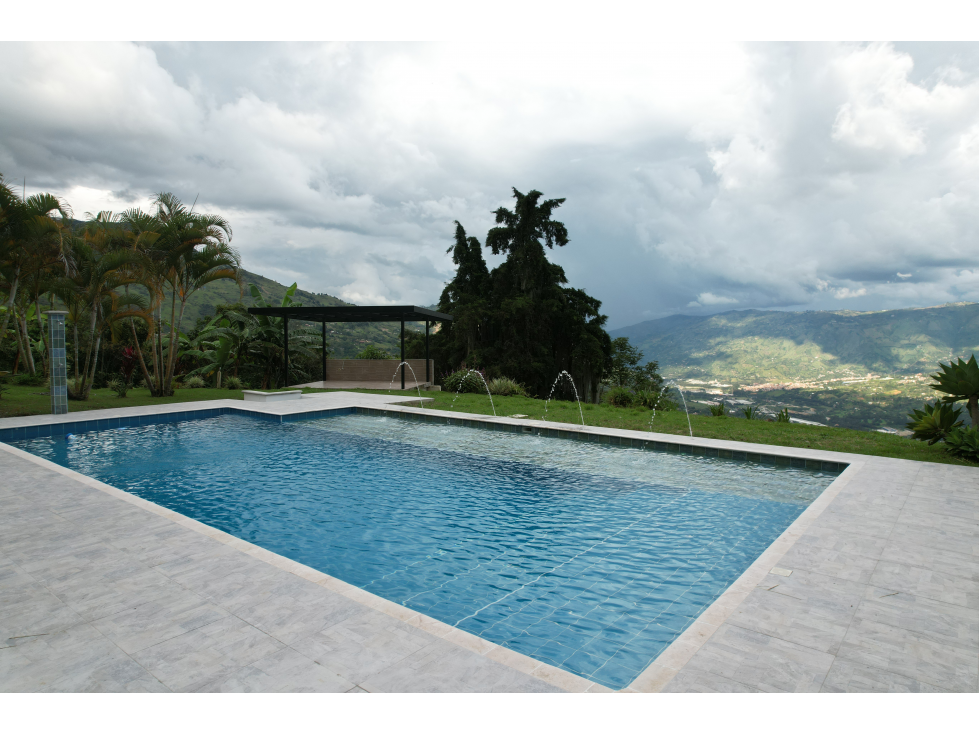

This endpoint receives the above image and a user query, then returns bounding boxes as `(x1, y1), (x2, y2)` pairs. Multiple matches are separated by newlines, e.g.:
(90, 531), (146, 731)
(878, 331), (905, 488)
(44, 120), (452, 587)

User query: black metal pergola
(246, 305), (453, 389)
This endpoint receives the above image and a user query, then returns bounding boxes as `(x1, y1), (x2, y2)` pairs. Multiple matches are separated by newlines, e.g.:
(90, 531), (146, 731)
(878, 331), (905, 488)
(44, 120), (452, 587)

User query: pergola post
(283, 316), (289, 388)
(425, 320), (430, 384)
(400, 319), (405, 390)
(321, 321), (327, 383)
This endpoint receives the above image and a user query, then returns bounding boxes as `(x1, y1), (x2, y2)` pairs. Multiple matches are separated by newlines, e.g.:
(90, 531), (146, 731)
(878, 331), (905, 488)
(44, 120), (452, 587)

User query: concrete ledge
(242, 390), (303, 402)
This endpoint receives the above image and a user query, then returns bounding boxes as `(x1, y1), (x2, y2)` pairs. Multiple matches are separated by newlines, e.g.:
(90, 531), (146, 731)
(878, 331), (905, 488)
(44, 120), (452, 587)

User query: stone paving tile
(90, 592), (230, 655)
(0, 622), (168, 693)
(197, 647), (356, 693)
(901, 494), (979, 521)
(361, 637), (560, 693)
(291, 607), (441, 683)
(660, 669), (762, 692)
(0, 578), (86, 640)
(792, 525), (890, 560)
(726, 581), (861, 655)
(879, 541), (979, 583)
(822, 499), (905, 524)
(821, 659), (949, 693)
(835, 618), (978, 692)
(775, 542), (880, 584)
(869, 561), (979, 608)
(806, 512), (896, 541)
(235, 584), (366, 646)
(131, 615), (287, 692)
(888, 522), (979, 558)
(832, 588), (979, 692)
(662, 624), (836, 692)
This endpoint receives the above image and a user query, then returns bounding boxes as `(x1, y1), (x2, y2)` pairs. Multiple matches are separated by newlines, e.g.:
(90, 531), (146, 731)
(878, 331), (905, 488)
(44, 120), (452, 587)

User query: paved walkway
(1, 393), (977, 692)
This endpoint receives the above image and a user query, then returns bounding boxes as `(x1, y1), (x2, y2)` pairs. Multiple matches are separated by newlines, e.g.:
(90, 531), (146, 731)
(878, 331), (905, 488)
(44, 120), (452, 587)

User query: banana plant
(930, 355), (979, 427)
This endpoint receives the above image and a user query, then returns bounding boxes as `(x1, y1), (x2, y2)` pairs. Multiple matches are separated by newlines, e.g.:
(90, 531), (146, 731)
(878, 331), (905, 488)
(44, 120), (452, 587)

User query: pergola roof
(246, 305), (452, 323)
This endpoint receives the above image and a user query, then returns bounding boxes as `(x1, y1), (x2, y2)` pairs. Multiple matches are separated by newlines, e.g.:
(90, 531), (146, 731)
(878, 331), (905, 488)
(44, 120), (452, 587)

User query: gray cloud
(2, 42), (979, 328)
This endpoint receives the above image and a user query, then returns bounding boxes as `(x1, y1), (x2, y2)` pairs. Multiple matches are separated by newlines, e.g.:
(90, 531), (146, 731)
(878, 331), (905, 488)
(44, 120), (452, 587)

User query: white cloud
(3, 42), (979, 327)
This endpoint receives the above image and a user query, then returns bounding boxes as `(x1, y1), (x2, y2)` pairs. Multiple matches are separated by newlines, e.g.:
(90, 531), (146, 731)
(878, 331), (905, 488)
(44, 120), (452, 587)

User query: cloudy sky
(3, 41), (979, 329)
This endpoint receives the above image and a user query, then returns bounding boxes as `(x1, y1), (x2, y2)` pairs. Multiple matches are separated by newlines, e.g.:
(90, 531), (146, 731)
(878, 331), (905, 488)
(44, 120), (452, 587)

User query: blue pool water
(13, 413), (836, 688)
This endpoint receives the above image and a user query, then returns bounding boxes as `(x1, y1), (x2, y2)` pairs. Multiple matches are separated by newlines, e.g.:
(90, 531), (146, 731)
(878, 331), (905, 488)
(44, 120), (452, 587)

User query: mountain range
(177, 269), (424, 358)
(610, 303), (979, 384)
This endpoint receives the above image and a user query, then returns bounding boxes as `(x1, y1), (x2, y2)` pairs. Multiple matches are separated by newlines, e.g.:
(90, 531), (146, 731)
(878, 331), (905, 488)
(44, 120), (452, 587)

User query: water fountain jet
(387, 361), (426, 408)
(449, 369), (497, 417)
(542, 371), (585, 426)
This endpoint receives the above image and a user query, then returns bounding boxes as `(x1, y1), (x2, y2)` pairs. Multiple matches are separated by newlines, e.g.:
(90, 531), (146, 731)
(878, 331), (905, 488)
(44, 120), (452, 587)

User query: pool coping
(1, 392), (871, 692)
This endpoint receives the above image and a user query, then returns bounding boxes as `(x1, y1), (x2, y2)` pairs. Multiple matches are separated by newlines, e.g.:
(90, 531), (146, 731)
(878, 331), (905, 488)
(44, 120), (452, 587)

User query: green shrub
(944, 426), (979, 462)
(741, 406), (759, 420)
(183, 375), (206, 389)
(106, 377), (129, 398)
(487, 376), (525, 396)
(906, 402), (963, 445)
(443, 369), (488, 394)
(224, 376), (244, 390)
(709, 402), (726, 417)
(356, 345), (393, 360)
(605, 386), (634, 407)
(15, 373), (46, 387)
(776, 408), (791, 423)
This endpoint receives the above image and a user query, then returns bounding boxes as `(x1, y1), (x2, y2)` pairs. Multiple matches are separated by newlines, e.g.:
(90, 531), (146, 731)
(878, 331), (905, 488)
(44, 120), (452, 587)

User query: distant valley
(611, 303), (979, 431)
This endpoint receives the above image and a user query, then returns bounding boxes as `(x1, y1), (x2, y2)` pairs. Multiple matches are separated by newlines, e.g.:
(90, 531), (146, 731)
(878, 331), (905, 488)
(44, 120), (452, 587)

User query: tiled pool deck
(1, 392), (977, 692)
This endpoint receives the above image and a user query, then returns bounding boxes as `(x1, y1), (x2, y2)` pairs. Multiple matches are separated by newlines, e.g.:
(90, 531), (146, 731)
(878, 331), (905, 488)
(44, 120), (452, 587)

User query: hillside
(166, 269), (425, 359)
(612, 303), (979, 383)
(610, 303), (979, 431)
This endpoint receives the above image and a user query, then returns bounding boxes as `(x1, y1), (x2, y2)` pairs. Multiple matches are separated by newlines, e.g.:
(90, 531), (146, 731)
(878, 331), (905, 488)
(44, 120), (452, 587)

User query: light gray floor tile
(291, 608), (440, 682)
(836, 618), (978, 692)
(361, 637), (560, 692)
(869, 561), (979, 608)
(90, 592), (230, 655)
(132, 615), (286, 692)
(198, 647), (356, 692)
(793, 526), (889, 560)
(727, 586), (857, 655)
(0, 622), (167, 693)
(879, 541), (979, 582)
(674, 624), (835, 692)
(661, 669), (762, 692)
(821, 659), (949, 692)
(776, 542), (879, 583)
(236, 587), (365, 645)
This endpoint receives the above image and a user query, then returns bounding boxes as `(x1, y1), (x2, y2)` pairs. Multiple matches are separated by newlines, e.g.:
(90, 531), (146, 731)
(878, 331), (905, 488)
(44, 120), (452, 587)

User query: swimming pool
(13, 412), (838, 689)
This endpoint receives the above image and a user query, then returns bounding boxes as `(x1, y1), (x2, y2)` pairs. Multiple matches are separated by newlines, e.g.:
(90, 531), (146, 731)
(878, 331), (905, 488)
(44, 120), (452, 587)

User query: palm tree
(137, 193), (241, 396)
(51, 239), (148, 399)
(0, 179), (75, 368)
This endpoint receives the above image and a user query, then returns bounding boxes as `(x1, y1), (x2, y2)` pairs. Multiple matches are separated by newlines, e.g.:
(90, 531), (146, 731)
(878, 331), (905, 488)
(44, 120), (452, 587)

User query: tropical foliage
(0, 174), (292, 394)
(355, 345), (393, 359)
(432, 189), (612, 400)
(906, 356), (979, 462)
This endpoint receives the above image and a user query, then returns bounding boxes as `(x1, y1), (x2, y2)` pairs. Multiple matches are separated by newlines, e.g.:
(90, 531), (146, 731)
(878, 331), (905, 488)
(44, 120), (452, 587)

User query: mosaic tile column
(47, 310), (68, 415)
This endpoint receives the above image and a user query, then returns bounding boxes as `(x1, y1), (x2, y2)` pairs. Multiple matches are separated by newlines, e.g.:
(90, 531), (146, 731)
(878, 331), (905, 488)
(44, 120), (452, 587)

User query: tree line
(0, 173), (330, 396)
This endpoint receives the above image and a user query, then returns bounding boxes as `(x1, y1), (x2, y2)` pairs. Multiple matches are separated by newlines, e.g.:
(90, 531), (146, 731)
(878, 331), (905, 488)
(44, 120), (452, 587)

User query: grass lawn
(0, 383), (970, 466)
